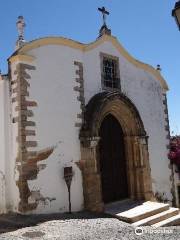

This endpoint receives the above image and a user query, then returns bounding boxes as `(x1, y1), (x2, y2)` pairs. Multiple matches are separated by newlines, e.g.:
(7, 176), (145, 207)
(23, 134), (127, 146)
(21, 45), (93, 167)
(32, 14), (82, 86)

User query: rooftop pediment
(9, 34), (168, 91)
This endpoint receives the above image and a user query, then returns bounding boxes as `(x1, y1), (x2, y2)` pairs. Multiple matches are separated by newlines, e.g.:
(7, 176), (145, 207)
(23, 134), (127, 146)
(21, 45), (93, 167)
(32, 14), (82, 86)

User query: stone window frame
(100, 52), (121, 91)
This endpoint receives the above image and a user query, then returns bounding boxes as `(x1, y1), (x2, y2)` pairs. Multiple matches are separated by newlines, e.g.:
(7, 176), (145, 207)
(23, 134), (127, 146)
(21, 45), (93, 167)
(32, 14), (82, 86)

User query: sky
(0, 0), (180, 134)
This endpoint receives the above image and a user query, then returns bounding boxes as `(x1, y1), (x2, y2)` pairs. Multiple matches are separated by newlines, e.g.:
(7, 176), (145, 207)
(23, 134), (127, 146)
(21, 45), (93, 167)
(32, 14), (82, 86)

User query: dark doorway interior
(99, 114), (128, 203)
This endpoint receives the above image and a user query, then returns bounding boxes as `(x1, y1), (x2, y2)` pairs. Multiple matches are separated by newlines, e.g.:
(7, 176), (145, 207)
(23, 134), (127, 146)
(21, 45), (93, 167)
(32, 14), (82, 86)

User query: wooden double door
(99, 114), (128, 203)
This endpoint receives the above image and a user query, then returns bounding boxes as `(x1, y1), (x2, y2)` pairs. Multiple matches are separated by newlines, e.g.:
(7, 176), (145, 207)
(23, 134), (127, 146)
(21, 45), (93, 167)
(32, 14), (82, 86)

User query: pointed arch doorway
(79, 92), (153, 212)
(99, 114), (128, 203)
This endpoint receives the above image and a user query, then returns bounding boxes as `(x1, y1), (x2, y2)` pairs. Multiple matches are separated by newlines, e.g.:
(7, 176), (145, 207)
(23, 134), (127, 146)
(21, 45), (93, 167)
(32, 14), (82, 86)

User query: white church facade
(0, 13), (179, 214)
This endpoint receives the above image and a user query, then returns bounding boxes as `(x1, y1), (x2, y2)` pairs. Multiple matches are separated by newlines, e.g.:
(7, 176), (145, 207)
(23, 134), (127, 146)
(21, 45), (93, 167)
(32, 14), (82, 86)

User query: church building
(0, 9), (179, 214)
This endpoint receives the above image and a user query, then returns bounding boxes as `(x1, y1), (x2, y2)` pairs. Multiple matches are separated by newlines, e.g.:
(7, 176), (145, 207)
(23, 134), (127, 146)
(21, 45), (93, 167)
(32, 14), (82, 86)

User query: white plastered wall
(19, 45), (84, 213)
(83, 40), (172, 202)
(0, 77), (13, 213)
(0, 79), (6, 213)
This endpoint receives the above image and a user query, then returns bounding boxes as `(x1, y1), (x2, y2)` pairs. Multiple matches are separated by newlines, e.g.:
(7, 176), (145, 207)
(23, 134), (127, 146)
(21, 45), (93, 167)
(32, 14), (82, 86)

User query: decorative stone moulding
(79, 91), (154, 212)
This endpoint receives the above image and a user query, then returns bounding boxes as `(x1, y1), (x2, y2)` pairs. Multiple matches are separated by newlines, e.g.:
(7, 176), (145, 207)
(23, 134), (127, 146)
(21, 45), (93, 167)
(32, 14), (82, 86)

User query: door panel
(99, 114), (128, 203)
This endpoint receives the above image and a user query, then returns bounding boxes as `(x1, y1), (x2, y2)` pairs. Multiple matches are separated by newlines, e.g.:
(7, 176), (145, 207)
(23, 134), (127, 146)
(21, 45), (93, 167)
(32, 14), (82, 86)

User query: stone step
(115, 201), (170, 223)
(152, 214), (180, 227)
(105, 199), (143, 214)
(132, 207), (179, 227)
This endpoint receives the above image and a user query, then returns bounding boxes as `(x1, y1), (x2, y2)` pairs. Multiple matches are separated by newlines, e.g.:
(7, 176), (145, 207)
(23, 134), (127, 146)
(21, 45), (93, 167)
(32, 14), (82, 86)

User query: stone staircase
(105, 200), (180, 227)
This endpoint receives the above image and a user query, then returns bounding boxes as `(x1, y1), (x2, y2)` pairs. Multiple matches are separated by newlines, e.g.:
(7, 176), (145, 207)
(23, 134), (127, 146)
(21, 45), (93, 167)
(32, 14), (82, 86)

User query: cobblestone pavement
(0, 212), (179, 240)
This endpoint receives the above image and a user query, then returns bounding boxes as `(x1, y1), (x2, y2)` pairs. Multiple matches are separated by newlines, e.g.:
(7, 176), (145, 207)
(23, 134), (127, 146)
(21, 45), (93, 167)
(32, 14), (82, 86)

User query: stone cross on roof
(98, 7), (111, 37)
(98, 7), (109, 26)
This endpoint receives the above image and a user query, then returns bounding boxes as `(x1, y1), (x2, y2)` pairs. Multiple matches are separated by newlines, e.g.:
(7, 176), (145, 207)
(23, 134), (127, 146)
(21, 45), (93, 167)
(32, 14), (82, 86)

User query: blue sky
(0, 0), (179, 134)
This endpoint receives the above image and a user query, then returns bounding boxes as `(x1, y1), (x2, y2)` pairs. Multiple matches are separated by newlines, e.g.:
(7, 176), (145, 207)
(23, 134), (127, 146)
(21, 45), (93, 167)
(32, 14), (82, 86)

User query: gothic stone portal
(79, 92), (153, 212)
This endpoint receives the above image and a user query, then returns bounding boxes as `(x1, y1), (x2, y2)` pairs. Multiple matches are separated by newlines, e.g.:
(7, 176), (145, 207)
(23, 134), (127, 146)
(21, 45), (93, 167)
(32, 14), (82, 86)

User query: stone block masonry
(74, 61), (85, 128)
(11, 63), (54, 212)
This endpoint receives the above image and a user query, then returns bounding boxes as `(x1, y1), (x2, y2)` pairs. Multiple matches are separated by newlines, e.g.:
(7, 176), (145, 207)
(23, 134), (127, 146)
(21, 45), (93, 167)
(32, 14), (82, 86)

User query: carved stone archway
(79, 91), (153, 212)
